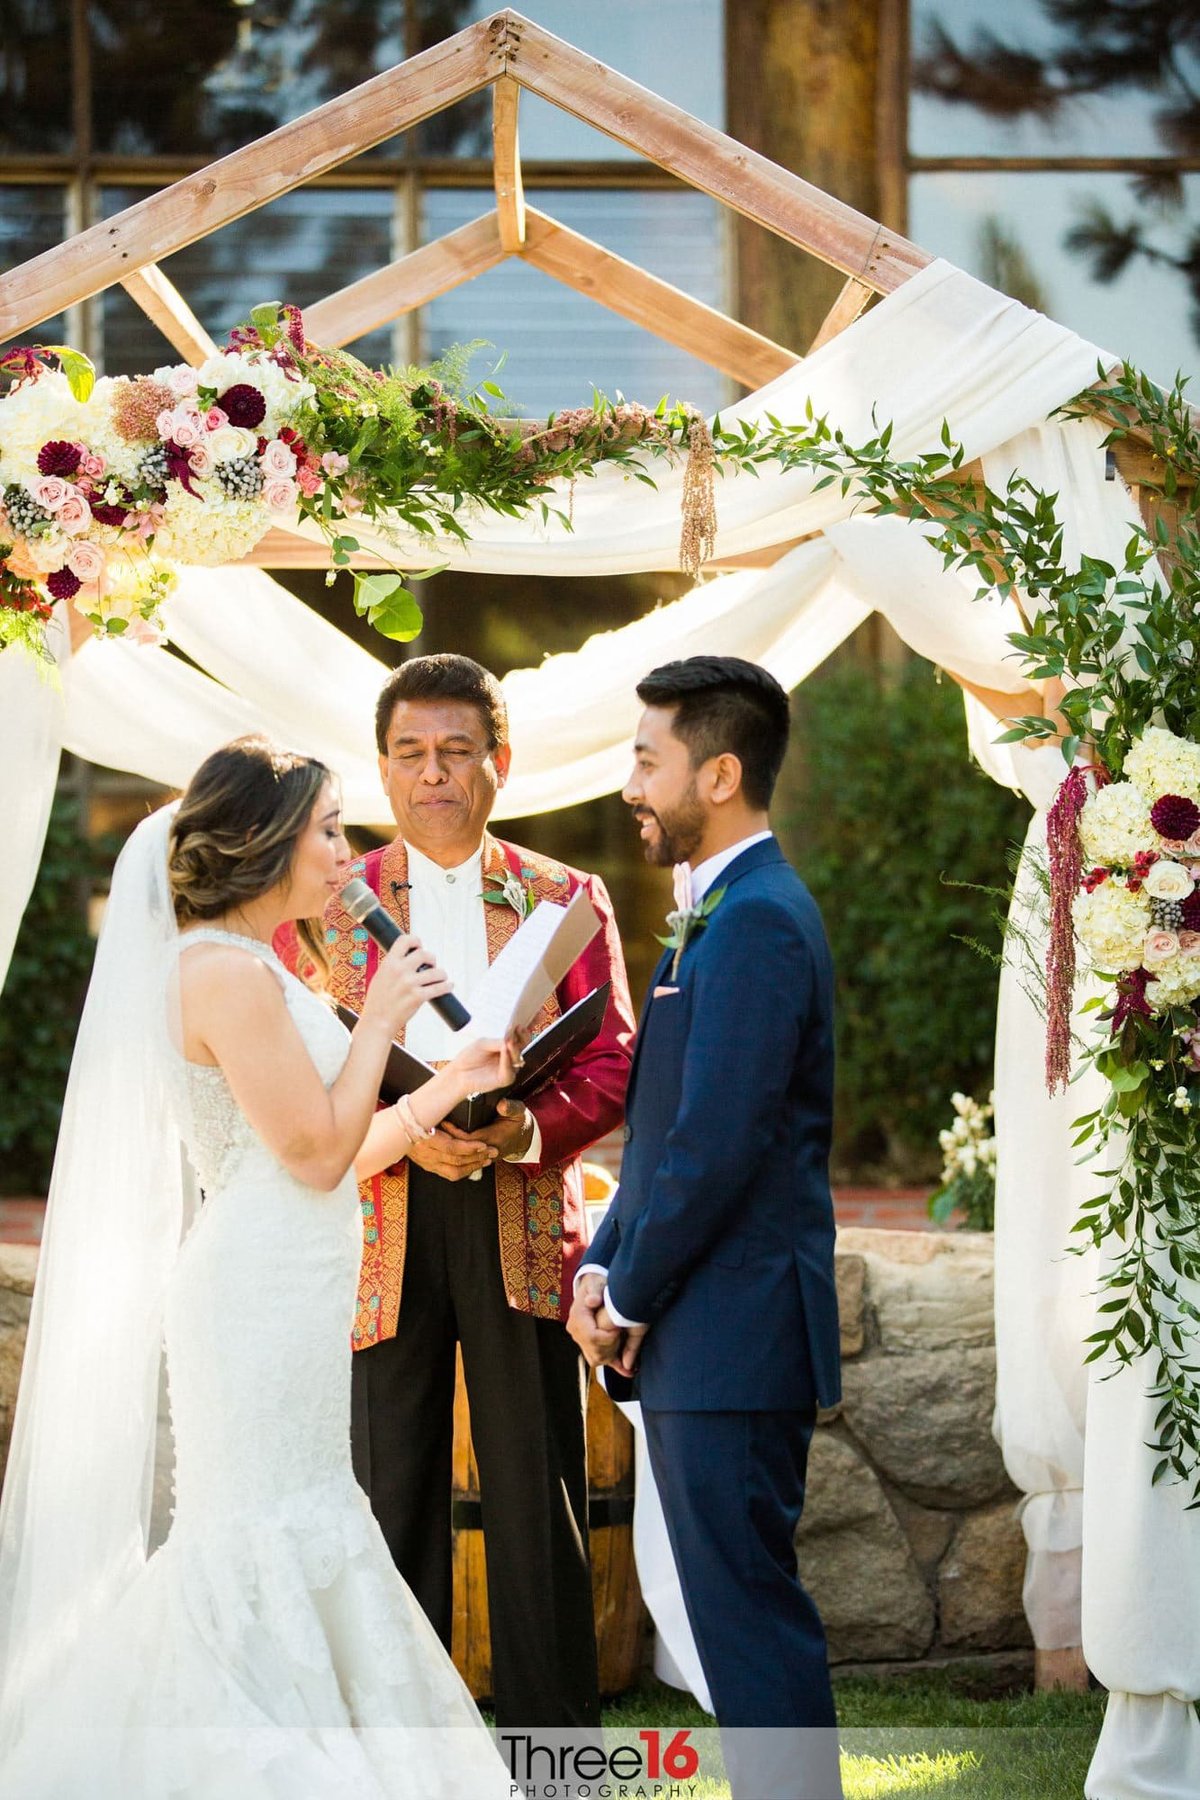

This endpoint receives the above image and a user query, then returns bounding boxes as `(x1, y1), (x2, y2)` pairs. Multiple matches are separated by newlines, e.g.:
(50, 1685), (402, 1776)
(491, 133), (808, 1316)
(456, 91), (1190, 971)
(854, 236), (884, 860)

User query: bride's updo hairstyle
(169, 736), (333, 971)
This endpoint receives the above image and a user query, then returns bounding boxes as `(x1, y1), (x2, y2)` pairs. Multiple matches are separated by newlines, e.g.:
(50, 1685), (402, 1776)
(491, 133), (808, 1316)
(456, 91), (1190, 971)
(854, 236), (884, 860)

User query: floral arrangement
(0, 304), (719, 663)
(928, 1090), (996, 1230)
(0, 337), (317, 650)
(1073, 728), (1200, 1027)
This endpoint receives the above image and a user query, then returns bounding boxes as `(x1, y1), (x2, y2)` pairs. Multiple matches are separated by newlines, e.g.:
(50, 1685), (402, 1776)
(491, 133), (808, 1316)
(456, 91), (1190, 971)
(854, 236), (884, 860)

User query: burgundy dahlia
(90, 501), (130, 527)
(1181, 890), (1200, 932)
(1151, 793), (1200, 841)
(46, 568), (81, 600)
(37, 439), (82, 477)
(218, 383), (267, 429)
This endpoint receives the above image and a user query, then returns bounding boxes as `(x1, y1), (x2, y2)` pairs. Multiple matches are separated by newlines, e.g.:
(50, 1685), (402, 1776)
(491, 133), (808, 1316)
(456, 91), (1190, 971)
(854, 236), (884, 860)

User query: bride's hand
(447, 1034), (521, 1099)
(361, 934), (453, 1035)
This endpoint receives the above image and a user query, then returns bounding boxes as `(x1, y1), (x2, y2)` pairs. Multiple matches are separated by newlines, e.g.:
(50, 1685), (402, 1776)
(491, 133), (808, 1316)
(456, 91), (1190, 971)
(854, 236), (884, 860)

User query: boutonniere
(655, 886), (726, 980)
(482, 868), (538, 920)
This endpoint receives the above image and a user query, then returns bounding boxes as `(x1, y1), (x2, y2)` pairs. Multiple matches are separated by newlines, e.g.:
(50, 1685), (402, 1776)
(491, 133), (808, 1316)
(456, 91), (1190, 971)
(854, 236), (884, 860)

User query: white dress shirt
(579, 830), (775, 1327)
(403, 840), (541, 1162)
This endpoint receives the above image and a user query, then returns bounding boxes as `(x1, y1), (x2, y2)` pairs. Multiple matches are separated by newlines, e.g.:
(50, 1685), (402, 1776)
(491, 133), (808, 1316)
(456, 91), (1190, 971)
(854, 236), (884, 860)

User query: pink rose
(263, 477), (298, 511)
(204, 407), (228, 432)
(261, 438), (297, 477)
(56, 492), (92, 535)
(320, 451), (349, 475)
(188, 444), (214, 479)
(167, 366), (199, 396)
(1143, 928), (1181, 967)
(31, 475), (70, 512)
(167, 409), (205, 449)
(78, 450), (106, 479)
(66, 539), (105, 583)
(1179, 932), (1200, 956)
(296, 464), (322, 496)
(1186, 831), (1200, 858)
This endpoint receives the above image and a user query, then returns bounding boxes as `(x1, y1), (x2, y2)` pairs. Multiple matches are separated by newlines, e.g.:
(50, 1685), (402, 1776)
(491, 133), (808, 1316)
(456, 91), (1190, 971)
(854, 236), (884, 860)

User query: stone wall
(0, 1228), (1029, 1678)
(799, 1227), (1030, 1674)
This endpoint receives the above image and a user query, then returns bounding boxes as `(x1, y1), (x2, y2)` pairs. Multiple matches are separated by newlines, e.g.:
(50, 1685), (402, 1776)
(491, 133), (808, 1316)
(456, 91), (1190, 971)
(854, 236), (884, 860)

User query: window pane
(418, 0), (724, 159)
(90, 0), (406, 157)
(910, 0), (1199, 159)
(420, 188), (728, 414)
(0, 185), (69, 356)
(910, 171), (1200, 387)
(98, 186), (396, 375)
(0, 0), (74, 153)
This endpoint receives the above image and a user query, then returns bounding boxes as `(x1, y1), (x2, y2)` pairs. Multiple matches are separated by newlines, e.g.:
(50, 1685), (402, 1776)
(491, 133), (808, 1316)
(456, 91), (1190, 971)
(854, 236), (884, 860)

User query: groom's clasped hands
(568, 1270), (648, 1376)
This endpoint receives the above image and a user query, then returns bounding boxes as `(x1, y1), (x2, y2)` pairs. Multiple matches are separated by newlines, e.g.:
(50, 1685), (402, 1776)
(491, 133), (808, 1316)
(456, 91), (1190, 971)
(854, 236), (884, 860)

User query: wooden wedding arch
(0, 7), (1181, 695)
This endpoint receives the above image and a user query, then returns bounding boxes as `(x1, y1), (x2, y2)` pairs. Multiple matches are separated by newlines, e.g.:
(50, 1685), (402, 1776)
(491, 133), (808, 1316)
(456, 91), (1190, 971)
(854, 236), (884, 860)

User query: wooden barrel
(450, 1348), (645, 1700)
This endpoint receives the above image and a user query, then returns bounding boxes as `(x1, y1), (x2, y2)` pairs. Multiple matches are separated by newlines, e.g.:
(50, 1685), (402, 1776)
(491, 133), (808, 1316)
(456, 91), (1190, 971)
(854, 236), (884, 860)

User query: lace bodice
(169, 928), (350, 1194)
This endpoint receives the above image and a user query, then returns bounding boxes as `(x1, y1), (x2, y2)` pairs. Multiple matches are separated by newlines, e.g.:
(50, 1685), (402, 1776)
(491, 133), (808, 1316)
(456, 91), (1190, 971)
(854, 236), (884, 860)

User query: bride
(0, 736), (517, 1797)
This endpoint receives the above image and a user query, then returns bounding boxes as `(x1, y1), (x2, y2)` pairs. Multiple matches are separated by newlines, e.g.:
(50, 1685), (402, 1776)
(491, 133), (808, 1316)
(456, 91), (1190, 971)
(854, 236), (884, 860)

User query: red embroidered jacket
(277, 832), (635, 1346)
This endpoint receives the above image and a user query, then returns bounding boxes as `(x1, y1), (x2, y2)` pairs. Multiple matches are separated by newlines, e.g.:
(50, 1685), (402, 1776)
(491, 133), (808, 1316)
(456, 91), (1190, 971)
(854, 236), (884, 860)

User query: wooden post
(492, 76), (526, 253)
(504, 12), (928, 293)
(118, 265), (219, 365)
(0, 21), (498, 338)
(521, 208), (799, 389)
(303, 213), (506, 348)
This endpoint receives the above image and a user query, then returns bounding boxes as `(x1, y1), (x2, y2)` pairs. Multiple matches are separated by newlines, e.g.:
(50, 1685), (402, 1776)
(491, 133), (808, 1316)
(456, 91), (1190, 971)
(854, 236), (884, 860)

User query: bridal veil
(0, 803), (195, 1752)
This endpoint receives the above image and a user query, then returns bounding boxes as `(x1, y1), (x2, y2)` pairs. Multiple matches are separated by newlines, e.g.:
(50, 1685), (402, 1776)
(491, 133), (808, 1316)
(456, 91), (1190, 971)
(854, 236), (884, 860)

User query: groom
(569, 655), (843, 1799)
(283, 653), (635, 1729)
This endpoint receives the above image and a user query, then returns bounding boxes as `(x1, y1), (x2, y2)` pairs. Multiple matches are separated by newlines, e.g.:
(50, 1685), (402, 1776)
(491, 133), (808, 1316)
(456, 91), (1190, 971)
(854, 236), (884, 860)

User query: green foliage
(0, 795), (110, 1194)
(781, 663), (1029, 1179)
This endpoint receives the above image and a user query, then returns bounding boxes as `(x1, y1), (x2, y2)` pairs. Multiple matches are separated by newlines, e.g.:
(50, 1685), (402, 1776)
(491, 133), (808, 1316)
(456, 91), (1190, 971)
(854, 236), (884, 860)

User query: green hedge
(0, 796), (109, 1195)
(779, 661), (1030, 1181)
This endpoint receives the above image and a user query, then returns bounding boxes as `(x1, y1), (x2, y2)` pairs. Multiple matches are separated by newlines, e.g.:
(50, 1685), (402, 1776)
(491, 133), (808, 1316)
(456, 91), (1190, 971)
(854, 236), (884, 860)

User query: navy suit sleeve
(586, 1208), (620, 1272)
(605, 895), (813, 1325)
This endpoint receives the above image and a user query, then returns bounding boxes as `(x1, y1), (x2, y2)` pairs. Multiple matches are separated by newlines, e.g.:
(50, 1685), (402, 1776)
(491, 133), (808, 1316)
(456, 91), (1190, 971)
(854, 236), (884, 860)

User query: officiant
(280, 653), (635, 1729)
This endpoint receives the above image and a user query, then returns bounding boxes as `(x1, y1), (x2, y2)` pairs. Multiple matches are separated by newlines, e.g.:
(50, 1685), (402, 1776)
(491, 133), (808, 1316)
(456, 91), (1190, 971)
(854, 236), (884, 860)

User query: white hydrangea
(0, 372), (92, 481)
(1124, 727), (1200, 806)
(1079, 781), (1154, 868)
(1145, 959), (1200, 1010)
(151, 489), (268, 564)
(1074, 880), (1152, 972)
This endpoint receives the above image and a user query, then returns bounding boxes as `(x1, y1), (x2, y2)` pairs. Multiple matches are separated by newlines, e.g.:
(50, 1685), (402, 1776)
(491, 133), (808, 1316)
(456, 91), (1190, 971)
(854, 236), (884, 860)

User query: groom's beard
(631, 781), (706, 867)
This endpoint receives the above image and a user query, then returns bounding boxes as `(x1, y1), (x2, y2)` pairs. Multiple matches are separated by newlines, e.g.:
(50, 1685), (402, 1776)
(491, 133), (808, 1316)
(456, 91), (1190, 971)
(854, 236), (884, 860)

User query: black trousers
(350, 1162), (600, 1729)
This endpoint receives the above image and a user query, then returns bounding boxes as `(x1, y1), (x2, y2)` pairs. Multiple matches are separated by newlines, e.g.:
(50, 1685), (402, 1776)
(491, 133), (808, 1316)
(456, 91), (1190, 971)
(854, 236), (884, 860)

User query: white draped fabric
(0, 611), (68, 1000)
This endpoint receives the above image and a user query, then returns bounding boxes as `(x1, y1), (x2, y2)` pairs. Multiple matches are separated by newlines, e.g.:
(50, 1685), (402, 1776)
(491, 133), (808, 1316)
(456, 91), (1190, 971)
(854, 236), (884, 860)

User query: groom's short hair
(636, 656), (790, 810)
(375, 654), (509, 755)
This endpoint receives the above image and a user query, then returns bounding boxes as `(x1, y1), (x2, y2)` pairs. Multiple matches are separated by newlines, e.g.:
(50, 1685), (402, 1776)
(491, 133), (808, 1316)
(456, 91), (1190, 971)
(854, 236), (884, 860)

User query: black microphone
(340, 878), (471, 1031)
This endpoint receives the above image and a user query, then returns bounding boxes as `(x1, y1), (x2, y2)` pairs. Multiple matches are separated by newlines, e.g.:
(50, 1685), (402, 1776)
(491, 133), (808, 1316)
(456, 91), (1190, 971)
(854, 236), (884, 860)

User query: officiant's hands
(463, 1096), (535, 1160)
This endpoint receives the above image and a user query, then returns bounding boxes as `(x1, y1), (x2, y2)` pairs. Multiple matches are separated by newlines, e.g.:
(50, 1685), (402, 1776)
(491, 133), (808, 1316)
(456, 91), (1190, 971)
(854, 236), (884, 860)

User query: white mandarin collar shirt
(403, 841), (487, 1065)
(402, 839), (540, 1163)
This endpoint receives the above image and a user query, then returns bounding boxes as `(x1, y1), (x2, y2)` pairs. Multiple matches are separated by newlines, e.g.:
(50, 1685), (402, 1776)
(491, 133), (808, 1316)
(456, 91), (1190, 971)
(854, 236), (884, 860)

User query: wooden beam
(0, 21), (498, 337)
(521, 207), (799, 389)
(303, 213), (506, 348)
(500, 12), (930, 293)
(118, 264), (219, 365)
(238, 528), (392, 571)
(807, 276), (873, 353)
(492, 76), (526, 252)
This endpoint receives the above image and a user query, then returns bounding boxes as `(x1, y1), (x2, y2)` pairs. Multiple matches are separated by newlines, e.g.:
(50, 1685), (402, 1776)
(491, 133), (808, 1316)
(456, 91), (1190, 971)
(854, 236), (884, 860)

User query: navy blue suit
(590, 836), (841, 1794)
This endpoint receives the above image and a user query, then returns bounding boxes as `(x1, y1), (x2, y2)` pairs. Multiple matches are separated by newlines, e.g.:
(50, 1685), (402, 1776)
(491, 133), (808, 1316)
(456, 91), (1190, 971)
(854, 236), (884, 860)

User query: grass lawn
(599, 1671), (1105, 1799)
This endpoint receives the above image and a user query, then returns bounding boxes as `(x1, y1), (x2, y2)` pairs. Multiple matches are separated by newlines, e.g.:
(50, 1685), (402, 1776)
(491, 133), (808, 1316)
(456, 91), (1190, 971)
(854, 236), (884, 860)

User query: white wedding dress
(0, 931), (508, 1800)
